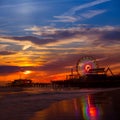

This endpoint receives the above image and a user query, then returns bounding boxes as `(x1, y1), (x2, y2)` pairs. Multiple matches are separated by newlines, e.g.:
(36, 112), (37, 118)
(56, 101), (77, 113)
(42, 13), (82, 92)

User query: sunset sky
(0, 0), (120, 83)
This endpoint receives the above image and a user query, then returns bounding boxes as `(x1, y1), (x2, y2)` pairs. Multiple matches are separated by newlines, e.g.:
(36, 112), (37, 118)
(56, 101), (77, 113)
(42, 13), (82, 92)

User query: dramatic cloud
(1, 26), (120, 54)
(0, 65), (20, 75)
(0, 50), (16, 55)
(0, 0), (119, 82)
(102, 30), (120, 41)
(0, 65), (39, 75)
(24, 25), (120, 45)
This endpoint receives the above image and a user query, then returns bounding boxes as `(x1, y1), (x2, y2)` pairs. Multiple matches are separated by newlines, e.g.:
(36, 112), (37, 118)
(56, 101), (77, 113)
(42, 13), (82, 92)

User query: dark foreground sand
(0, 88), (120, 120)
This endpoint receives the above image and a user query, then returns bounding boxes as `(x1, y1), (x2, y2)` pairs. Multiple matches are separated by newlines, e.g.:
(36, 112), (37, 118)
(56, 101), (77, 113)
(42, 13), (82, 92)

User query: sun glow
(23, 70), (32, 75)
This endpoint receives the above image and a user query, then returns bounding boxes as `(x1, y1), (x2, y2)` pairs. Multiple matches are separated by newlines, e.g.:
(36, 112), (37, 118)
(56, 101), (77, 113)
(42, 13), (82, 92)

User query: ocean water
(0, 87), (120, 120)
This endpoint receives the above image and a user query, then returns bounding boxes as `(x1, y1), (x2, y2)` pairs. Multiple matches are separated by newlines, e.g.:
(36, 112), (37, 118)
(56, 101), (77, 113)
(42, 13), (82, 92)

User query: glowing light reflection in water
(81, 95), (102, 120)
(30, 91), (120, 120)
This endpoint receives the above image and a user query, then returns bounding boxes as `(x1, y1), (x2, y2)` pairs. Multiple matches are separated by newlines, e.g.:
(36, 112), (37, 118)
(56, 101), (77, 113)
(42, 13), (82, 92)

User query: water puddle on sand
(30, 89), (120, 120)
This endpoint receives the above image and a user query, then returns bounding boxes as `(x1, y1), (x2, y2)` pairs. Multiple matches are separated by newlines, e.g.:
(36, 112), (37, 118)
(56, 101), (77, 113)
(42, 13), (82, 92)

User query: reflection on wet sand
(30, 90), (120, 120)
(81, 95), (101, 120)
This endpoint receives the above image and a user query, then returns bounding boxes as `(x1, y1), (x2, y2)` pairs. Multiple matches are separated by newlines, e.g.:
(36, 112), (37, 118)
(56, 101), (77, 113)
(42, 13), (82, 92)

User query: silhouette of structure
(51, 56), (120, 88)
(9, 79), (32, 87)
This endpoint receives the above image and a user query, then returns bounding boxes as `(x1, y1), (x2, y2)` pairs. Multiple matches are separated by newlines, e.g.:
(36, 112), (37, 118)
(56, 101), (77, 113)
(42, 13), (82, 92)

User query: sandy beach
(0, 87), (120, 120)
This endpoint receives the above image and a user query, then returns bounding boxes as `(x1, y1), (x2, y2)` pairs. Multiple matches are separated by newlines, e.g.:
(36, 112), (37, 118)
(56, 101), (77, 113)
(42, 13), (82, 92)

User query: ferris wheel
(76, 56), (98, 76)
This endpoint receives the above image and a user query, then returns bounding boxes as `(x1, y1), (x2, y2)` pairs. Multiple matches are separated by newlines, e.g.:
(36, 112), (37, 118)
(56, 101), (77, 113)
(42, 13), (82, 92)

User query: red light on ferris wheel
(76, 56), (98, 75)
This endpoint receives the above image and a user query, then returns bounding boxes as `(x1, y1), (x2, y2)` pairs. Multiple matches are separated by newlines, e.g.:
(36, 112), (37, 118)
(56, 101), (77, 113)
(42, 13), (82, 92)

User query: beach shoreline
(0, 87), (120, 120)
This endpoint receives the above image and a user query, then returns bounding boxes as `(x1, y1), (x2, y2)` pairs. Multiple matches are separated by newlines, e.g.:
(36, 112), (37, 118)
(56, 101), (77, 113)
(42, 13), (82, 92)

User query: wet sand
(0, 88), (120, 120)
(30, 88), (120, 120)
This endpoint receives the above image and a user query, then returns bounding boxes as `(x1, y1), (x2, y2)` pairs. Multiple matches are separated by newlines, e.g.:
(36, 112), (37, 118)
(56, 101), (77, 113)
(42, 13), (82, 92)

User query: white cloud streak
(24, 25), (65, 36)
(54, 16), (77, 23)
(53, 0), (110, 22)
(81, 9), (107, 19)
(63, 0), (110, 16)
